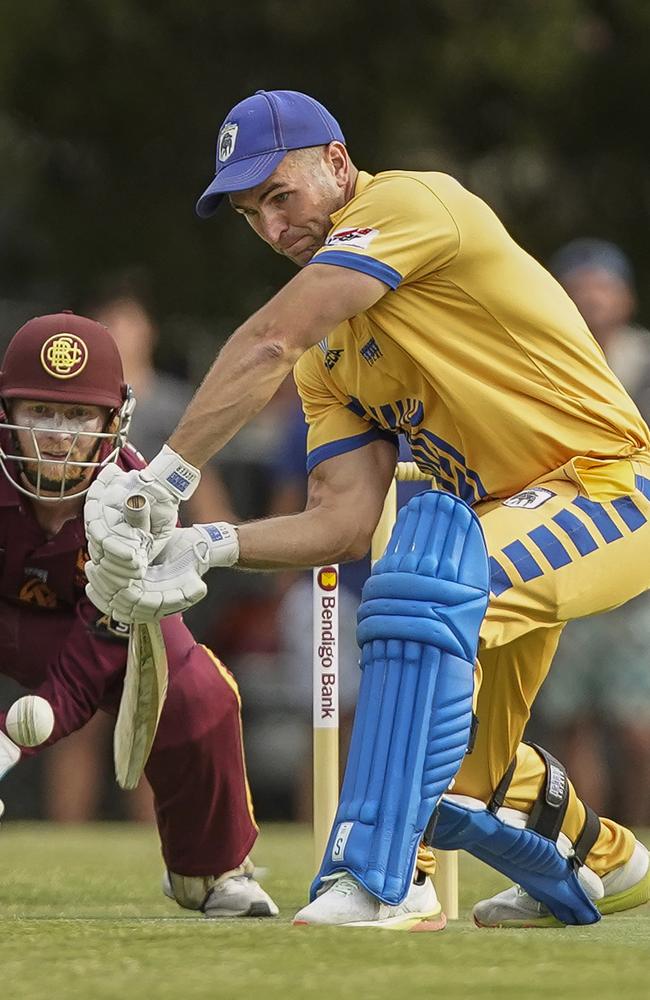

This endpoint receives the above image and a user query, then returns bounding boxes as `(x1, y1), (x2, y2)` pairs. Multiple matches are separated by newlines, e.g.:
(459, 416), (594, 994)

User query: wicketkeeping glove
(85, 445), (202, 572)
(0, 730), (22, 824)
(88, 522), (240, 624)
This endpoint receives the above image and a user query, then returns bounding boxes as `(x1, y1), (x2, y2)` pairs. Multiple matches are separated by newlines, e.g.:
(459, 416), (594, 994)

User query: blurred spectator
(550, 238), (650, 421)
(531, 240), (650, 824)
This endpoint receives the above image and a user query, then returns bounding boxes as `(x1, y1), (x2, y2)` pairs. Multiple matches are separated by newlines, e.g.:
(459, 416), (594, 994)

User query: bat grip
(123, 493), (151, 532)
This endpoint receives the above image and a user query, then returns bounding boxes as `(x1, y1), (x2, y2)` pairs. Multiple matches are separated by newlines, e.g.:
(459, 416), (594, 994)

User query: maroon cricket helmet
(0, 312), (127, 408)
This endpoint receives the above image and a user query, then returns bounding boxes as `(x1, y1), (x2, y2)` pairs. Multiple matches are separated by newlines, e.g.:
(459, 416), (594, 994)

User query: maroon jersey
(0, 446), (257, 877)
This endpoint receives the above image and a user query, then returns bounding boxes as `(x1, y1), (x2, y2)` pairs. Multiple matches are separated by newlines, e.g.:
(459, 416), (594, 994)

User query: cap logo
(40, 333), (88, 379)
(218, 122), (238, 162)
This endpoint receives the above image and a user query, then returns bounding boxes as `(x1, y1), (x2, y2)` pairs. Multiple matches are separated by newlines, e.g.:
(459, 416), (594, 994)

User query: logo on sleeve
(324, 227), (379, 250)
(503, 488), (556, 509)
(324, 348), (344, 371)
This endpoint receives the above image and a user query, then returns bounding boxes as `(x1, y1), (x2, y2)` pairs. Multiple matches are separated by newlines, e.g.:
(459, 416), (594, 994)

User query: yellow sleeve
(309, 172), (459, 288)
(294, 345), (398, 474)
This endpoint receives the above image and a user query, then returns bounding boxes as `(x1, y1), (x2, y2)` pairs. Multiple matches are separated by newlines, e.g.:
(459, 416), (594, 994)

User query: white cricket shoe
(473, 840), (649, 928)
(163, 861), (279, 919)
(292, 873), (446, 931)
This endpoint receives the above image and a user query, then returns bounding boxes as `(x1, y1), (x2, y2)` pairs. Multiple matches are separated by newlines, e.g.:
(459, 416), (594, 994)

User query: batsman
(85, 90), (650, 930)
(0, 312), (278, 919)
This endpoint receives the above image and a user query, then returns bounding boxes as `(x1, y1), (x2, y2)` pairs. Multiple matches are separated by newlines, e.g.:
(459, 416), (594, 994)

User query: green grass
(0, 824), (648, 1000)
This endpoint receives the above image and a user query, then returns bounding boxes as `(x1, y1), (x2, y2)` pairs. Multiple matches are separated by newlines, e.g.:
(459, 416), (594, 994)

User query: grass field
(1, 823), (648, 1000)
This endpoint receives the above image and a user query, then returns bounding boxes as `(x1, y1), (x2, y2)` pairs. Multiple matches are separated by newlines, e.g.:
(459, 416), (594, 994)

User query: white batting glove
(85, 445), (202, 572)
(97, 522), (239, 624)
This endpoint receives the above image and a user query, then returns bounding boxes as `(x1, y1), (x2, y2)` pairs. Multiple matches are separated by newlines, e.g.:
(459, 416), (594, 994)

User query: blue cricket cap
(195, 89), (345, 218)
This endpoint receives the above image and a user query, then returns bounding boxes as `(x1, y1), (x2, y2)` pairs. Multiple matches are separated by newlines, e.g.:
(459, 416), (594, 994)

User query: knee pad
(312, 490), (489, 904)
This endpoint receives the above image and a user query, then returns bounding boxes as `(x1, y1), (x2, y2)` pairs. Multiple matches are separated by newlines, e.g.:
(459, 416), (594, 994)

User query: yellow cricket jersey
(294, 170), (650, 504)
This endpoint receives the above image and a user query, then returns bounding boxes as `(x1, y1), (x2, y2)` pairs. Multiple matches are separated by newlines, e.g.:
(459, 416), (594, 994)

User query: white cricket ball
(6, 695), (55, 747)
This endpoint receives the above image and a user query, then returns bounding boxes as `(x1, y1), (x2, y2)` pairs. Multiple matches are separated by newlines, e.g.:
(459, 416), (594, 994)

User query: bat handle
(123, 493), (151, 532)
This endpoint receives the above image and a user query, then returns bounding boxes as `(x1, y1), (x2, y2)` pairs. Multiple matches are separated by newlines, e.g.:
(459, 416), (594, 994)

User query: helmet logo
(40, 334), (88, 379)
(218, 122), (238, 162)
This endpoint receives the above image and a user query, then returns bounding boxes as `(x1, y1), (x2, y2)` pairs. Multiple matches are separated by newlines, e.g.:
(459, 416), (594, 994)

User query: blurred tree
(0, 0), (648, 352)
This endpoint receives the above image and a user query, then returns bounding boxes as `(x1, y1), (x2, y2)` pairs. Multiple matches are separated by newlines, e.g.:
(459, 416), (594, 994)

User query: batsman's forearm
(236, 507), (368, 570)
(168, 328), (298, 468)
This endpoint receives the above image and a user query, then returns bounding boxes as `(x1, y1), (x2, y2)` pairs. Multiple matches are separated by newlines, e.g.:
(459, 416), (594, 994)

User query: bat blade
(113, 494), (168, 790)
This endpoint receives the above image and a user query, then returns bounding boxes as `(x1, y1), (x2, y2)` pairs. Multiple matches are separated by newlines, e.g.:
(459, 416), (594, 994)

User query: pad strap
(486, 742), (599, 866)
(573, 804), (601, 867)
(487, 757), (516, 813)
(526, 742), (569, 842)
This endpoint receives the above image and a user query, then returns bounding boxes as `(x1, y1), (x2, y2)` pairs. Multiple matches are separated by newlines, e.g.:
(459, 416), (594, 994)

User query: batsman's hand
(84, 445), (202, 573)
(88, 522), (239, 624)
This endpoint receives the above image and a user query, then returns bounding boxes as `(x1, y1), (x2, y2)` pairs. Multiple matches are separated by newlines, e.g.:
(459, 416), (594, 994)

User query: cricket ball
(6, 695), (55, 747)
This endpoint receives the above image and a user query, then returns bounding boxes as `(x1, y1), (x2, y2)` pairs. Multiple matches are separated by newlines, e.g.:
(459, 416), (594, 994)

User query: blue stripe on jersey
(527, 525), (572, 569)
(611, 495), (647, 532)
(571, 496), (623, 542)
(635, 474), (650, 499)
(502, 540), (544, 582)
(551, 509), (599, 556)
(309, 251), (402, 289)
(347, 397), (366, 417)
(489, 557), (513, 596)
(306, 428), (398, 473)
(418, 429), (488, 498)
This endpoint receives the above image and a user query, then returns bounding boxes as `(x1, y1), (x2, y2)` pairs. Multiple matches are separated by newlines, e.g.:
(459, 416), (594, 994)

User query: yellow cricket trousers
(454, 452), (650, 874)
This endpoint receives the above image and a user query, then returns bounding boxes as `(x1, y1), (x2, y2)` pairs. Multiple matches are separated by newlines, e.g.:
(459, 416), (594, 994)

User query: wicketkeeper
(84, 90), (650, 930)
(0, 312), (277, 919)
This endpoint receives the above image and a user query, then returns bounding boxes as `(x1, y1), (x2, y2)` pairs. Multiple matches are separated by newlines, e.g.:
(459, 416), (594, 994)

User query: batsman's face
(229, 144), (350, 266)
(10, 399), (111, 494)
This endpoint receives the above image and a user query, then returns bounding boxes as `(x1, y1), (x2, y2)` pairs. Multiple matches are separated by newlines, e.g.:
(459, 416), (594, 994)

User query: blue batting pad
(434, 796), (600, 925)
(312, 490), (489, 904)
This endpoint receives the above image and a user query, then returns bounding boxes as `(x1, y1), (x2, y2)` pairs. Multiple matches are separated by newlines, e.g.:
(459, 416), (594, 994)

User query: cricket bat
(113, 494), (169, 790)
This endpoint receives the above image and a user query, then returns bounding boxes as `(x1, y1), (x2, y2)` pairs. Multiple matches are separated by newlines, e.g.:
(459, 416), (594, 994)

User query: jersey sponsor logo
(217, 122), (238, 162)
(19, 578), (58, 608)
(92, 613), (130, 642)
(40, 334), (88, 379)
(503, 488), (556, 509)
(360, 337), (383, 366)
(324, 226), (379, 250)
(24, 566), (48, 583)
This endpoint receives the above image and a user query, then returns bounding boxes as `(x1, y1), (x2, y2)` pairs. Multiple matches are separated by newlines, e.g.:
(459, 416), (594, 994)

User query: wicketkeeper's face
(9, 398), (114, 495)
(229, 144), (349, 267)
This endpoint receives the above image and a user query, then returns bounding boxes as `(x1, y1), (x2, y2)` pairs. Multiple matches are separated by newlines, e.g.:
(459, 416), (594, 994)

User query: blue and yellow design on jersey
(296, 170), (649, 501)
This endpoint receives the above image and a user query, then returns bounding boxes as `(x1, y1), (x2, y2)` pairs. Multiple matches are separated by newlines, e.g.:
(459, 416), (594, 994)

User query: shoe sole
(473, 867), (650, 928)
(598, 865), (650, 916)
(293, 910), (447, 931)
(205, 901), (279, 919)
